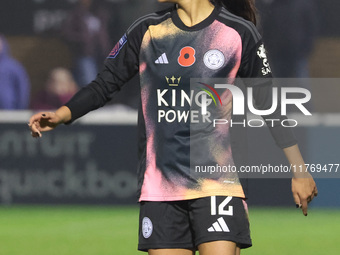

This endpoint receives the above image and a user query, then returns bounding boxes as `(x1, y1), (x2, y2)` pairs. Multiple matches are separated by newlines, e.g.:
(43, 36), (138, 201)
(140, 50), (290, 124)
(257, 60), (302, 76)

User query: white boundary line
(0, 107), (138, 126)
(0, 110), (339, 126)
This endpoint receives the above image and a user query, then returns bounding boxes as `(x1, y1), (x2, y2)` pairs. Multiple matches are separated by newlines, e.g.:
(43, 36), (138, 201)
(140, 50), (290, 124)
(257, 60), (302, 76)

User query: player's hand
(28, 112), (63, 138)
(291, 173), (318, 216)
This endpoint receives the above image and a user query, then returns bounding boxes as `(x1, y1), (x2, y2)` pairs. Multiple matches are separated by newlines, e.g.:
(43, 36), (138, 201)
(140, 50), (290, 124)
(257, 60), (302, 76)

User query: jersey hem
(139, 191), (245, 202)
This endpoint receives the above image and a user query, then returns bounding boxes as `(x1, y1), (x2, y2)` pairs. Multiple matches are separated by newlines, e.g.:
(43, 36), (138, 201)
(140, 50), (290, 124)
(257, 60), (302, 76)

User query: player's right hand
(28, 112), (63, 138)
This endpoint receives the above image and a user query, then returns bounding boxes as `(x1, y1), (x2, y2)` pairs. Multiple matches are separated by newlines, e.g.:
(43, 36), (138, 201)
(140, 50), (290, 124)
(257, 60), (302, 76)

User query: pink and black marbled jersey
(135, 6), (266, 201)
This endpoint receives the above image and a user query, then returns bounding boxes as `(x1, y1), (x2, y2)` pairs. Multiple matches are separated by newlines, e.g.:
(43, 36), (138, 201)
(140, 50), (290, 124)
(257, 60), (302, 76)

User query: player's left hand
(291, 173), (318, 216)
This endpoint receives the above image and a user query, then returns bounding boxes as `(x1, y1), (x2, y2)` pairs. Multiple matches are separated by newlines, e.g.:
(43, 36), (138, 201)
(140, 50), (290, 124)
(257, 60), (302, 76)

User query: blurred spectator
(260, 0), (318, 78)
(61, 0), (110, 87)
(0, 35), (30, 110)
(31, 68), (78, 110)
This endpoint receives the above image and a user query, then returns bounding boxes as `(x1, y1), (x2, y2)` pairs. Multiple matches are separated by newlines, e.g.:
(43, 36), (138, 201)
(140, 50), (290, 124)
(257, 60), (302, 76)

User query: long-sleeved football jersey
(65, 5), (297, 201)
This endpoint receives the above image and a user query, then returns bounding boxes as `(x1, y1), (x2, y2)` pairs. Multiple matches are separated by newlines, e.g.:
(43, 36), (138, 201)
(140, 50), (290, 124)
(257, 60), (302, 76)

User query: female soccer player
(29, 0), (318, 254)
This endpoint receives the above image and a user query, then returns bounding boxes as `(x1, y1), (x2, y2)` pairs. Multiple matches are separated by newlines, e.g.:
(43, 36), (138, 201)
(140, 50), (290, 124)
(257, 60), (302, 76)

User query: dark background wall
(1, 113), (339, 207)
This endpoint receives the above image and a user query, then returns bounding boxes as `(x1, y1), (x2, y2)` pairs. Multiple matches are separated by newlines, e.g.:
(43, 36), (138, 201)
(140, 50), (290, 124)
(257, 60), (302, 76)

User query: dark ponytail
(211, 0), (257, 25)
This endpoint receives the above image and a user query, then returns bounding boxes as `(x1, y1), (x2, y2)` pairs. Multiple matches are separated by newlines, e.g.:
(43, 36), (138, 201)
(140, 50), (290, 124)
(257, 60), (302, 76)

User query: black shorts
(138, 196), (251, 251)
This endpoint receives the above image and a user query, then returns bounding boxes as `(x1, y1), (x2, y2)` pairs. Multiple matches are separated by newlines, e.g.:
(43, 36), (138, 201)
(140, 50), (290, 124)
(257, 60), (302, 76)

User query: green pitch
(0, 206), (339, 255)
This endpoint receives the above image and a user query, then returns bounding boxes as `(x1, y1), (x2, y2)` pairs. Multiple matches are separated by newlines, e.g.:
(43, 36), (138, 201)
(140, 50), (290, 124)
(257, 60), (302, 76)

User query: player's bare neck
(176, 0), (215, 27)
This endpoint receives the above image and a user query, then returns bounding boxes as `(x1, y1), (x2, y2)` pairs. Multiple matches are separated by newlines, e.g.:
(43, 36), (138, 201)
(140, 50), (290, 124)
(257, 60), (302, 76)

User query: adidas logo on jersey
(155, 53), (169, 64)
(207, 217), (230, 232)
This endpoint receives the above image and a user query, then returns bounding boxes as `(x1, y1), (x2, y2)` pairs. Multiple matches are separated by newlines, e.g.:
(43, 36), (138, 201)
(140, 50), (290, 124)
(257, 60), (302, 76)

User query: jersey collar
(171, 4), (221, 31)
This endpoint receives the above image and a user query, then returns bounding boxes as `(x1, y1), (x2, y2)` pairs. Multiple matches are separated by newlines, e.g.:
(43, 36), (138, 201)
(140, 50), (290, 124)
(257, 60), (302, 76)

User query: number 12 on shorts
(211, 196), (233, 216)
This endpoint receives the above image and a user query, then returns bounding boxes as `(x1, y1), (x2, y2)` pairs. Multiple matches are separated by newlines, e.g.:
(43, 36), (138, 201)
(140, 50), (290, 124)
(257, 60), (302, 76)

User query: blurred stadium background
(0, 0), (339, 254)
